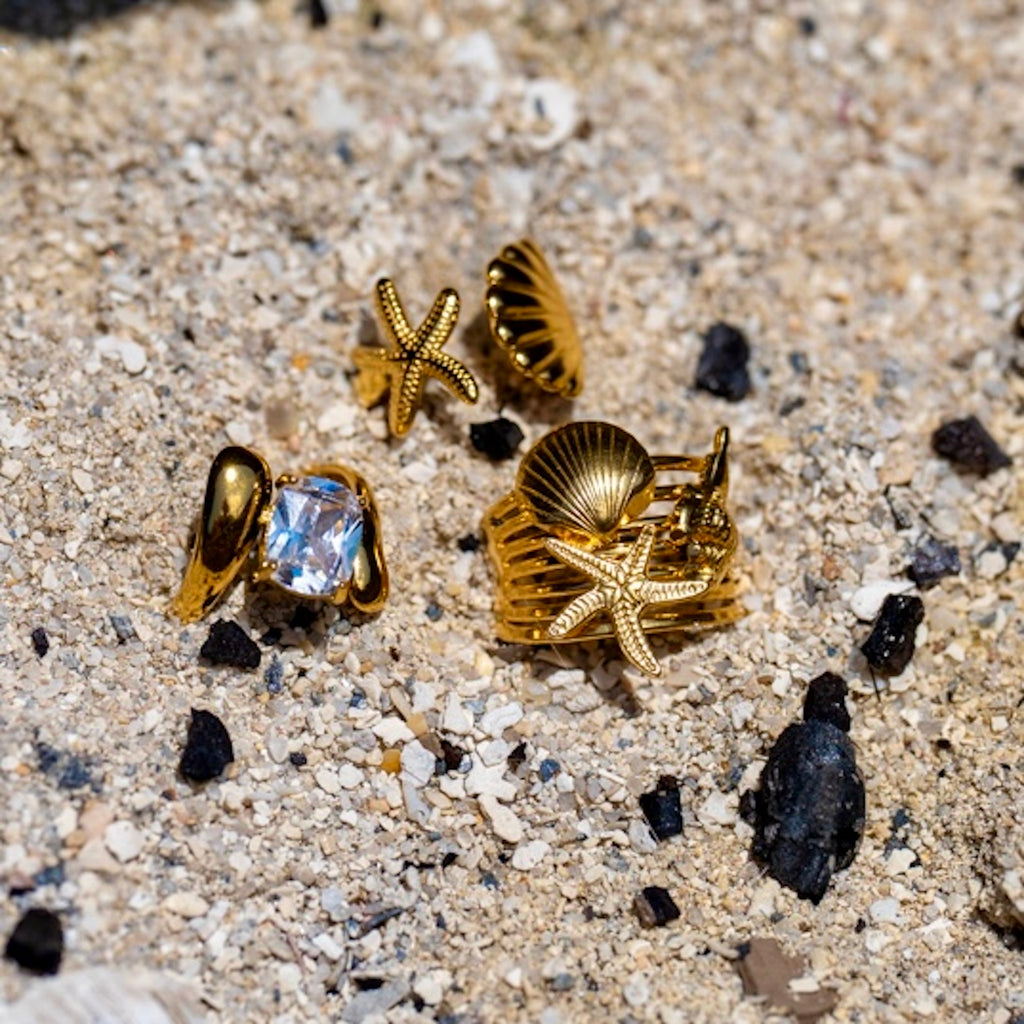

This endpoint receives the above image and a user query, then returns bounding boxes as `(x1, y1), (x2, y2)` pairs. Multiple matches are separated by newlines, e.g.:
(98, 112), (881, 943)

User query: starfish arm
(638, 577), (710, 604)
(351, 347), (393, 407)
(415, 288), (460, 352)
(544, 536), (619, 585)
(548, 586), (608, 638)
(388, 362), (426, 437)
(375, 279), (418, 349)
(423, 351), (480, 405)
(611, 601), (661, 676)
(623, 523), (657, 574)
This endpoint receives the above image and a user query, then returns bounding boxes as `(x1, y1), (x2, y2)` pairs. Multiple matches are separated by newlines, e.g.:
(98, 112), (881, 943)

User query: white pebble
(400, 741), (437, 788)
(869, 897), (902, 924)
(412, 969), (452, 1007)
(71, 468), (94, 494)
(697, 791), (737, 826)
(312, 932), (345, 961)
(373, 717), (415, 745)
(465, 761), (517, 802)
(336, 764), (365, 789)
(522, 78), (577, 150)
(622, 972), (651, 1007)
(479, 794), (524, 844)
(103, 821), (144, 863)
(315, 768), (341, 796)
(441, 694), (473, 735)
(512, 840), (550, 870)
(164, 892), (210, 918)
(118, 340), (147, 374)
(224, 419), (253, 446)
(265, 731), (289, 764)
(401, 458), (437, 485)
(480, 702), (524, 737)
(849, 579), (914, 621)
(885, 847), (918, 876)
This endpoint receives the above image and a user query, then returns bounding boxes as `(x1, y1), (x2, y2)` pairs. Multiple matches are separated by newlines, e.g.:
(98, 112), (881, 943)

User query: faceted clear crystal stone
(265, 476), (364, 597)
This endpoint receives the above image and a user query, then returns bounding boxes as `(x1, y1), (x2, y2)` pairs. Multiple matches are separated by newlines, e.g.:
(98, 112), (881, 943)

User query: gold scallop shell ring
(482, 422), (740, 676)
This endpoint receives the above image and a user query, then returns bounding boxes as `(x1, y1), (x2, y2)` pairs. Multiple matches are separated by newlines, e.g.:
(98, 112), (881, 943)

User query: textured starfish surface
(353, 278), (479, 437)
(545, 524), (709, 676)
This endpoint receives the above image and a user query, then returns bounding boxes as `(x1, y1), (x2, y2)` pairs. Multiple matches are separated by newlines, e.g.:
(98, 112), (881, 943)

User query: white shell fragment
(4, 967), (206, 1024)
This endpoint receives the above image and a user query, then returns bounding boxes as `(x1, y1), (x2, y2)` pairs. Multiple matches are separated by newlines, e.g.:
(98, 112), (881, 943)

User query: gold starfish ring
(545, 524), (709, 676)
(352, 278), (480, 437)
(481, 421), (741, 677)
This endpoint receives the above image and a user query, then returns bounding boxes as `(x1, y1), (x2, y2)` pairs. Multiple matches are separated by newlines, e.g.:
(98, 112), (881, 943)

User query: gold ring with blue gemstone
(172, 446), (388, 622)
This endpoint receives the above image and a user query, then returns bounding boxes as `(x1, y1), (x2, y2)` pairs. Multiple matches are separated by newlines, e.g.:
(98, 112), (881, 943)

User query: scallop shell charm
(485, 239), (584, 397)
(515, 421), (655, 543)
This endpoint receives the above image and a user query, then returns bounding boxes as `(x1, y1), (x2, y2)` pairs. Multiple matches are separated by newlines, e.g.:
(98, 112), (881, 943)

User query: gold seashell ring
(482, 422), (740, 676)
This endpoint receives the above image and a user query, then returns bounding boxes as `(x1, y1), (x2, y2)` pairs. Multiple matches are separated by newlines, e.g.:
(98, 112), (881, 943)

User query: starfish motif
(353, 278), (480, 437)
(545, 524), (709, 676)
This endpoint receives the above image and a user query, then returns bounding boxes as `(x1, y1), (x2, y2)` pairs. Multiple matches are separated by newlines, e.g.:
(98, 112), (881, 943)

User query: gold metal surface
(172, 447), (389, 621)
(172, 446), (272, 623)
(482, 422), (740, 676)
(353, 278), (480, 437)
(485, 239), (584, 397)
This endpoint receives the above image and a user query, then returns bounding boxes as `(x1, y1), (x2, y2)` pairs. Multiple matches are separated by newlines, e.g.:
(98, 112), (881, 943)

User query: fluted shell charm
(482, 422), (740, 677)
(485, 239), (584, 398)
(516, 421), (655, 544)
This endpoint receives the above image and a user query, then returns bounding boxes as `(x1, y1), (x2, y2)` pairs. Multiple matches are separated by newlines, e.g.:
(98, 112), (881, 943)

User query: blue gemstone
(265, 476), (364, 597)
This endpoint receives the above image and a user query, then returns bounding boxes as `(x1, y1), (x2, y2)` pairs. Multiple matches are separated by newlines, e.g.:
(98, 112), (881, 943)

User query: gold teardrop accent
(485, 239), (583, 397)
(515, 421), (655, 543)
(171, 447), (272, 622)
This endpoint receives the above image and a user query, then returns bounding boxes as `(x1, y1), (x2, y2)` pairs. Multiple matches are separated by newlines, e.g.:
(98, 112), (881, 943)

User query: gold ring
(482, 421), (740, 676)
(172, 446), (388, 622)
(485, 239), (584, 398)
(352, 278), (479, 437)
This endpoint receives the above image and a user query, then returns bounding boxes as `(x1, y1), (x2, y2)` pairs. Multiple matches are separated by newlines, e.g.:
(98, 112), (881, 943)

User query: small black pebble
(1011, 163), (1024, 187)
(803, 672), (851, 733)
(507, 742), (528, 772)
(457, 533), (481, 553)
(633, 886), (681, 928)
(908, 536), (961, 588)
(30, 627), (49, 658)
(200, 619), (261, 670)
(694, 322), (751, 402)
(797, 15), (817, 35)
(180, 708), (234, 783)
(4, 908), (63, 975)
(1014, 307), (1024, 340)
(425, 602), (444, 622)
(289, 751), (308, 768)
(108, 613), (137, 644)
(931, 415), (1011, 476)
(743, 719), (865, 904)
(309, 0), (328, 28)
(441, 739), (467, 773)
(470, 417), (525, 462)
(639, 775), (683, 840)
(860, 593), (925, 676)
(538, 758), (560, 782)
(289, 604), (318, 631)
